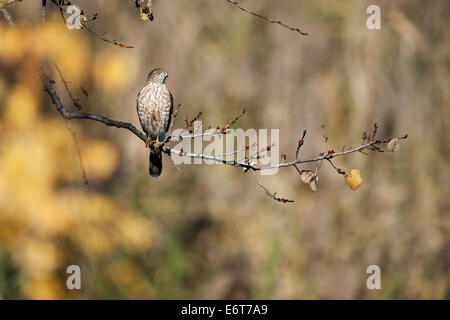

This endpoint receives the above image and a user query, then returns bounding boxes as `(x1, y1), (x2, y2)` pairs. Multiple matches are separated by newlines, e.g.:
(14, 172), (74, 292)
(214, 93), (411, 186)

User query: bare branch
(42, 68), (406, 172)
(326, 158), (346, 175)
(225, 0), (308, 36)
(252, 171), (294, 203)
(320, 123), (330, 152)
(40, 68), (407, 203)
(41, 70), (146, 142)
(1, 8), (15, 26)
(217, 107), (247, 134)
(54, 64), (83, 110)
(295, 129), (307, 160)
(50, 0), (134, 48)
(167, 108), (246, 142)
(80, 19), (134, 48)
(184, 112), (203, 130)
(64, 119), (90, 193)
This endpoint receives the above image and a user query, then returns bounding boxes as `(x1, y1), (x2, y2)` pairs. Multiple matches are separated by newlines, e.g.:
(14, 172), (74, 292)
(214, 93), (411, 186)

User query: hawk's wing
(165, 91), (174, 134)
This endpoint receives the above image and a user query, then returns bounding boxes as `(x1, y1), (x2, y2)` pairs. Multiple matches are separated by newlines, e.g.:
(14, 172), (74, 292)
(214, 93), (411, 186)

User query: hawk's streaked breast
(137, 82), (172, 141)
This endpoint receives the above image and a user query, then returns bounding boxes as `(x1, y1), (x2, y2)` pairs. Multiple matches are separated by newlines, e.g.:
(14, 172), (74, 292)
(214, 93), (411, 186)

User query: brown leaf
(387, 138), (400, 152)
(309, 177), (317, 192)
(300, 170), (318, 191)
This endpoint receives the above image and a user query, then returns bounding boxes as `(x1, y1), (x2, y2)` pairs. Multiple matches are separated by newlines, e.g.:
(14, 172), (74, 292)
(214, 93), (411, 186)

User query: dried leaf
(300, 170), (318, 192)
(300, 169), (313, 184)
(387, 138), (400, 152)
(309, 176), (317, 192)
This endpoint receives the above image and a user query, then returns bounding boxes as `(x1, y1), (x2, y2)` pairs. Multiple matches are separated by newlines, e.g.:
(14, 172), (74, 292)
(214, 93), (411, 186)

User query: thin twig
(252, 171), (294, 203)
(50, 0), (134, 48)
(1, 9), (15, 26)
(217, 107), (247, 134)
(167, 108), (246, 142)
(41, 70), (146, 142)
(320, 123), (330, 152)
(64, 119), (90, 193)
(44, 66), (89, 191)
(80, 20), (134, 48)
(226, 0), (308, 36)
(326, 158), (346, 175)
(295, 129), (307, 160)
(54, 64), (83, 110)
(293, 129), (306, 175)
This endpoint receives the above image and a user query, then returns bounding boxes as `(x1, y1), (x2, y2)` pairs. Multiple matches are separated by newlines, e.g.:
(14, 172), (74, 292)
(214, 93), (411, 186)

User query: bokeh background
(0, 0), (448, 299)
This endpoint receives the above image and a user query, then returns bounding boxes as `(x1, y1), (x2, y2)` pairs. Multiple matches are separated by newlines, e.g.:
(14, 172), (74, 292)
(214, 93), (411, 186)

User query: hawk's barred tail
(149, 149), (162, 178)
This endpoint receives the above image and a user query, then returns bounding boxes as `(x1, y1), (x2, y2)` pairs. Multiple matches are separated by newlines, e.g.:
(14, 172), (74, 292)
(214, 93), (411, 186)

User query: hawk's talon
(145, 136), (153, 148)
(153, 137), (163, 150)
(145, 137), (162, 150)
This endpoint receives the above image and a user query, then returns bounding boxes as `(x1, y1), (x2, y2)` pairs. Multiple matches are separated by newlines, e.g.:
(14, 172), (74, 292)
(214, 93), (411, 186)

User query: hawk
(136, 68), (173, 178)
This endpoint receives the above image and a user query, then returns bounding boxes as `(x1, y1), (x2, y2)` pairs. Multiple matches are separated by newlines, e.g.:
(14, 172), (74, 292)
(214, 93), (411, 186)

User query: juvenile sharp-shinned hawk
(136, 68), (173, 178)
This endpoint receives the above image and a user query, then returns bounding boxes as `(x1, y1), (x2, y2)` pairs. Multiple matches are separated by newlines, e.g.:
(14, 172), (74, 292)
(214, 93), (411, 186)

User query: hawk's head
(146, 68), (168, 84)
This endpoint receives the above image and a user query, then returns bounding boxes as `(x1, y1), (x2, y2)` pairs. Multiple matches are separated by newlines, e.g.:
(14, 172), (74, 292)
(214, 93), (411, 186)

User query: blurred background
(0, 0), (448, 299)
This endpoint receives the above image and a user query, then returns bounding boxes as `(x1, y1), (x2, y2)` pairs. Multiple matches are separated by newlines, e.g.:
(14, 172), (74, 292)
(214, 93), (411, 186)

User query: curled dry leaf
(387, 138), (400, 152)
(344, 169), (363, 190)
(300, 170), (318, 192)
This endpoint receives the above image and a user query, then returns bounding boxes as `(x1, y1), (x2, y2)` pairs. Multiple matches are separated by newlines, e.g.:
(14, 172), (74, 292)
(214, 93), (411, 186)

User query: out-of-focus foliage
(0, 0), (449, 299)
(0, 20), (156, 299)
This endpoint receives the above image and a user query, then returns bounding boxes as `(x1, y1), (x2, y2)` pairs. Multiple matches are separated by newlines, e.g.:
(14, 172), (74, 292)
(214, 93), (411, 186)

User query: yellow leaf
(345, 169), (363, 190)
